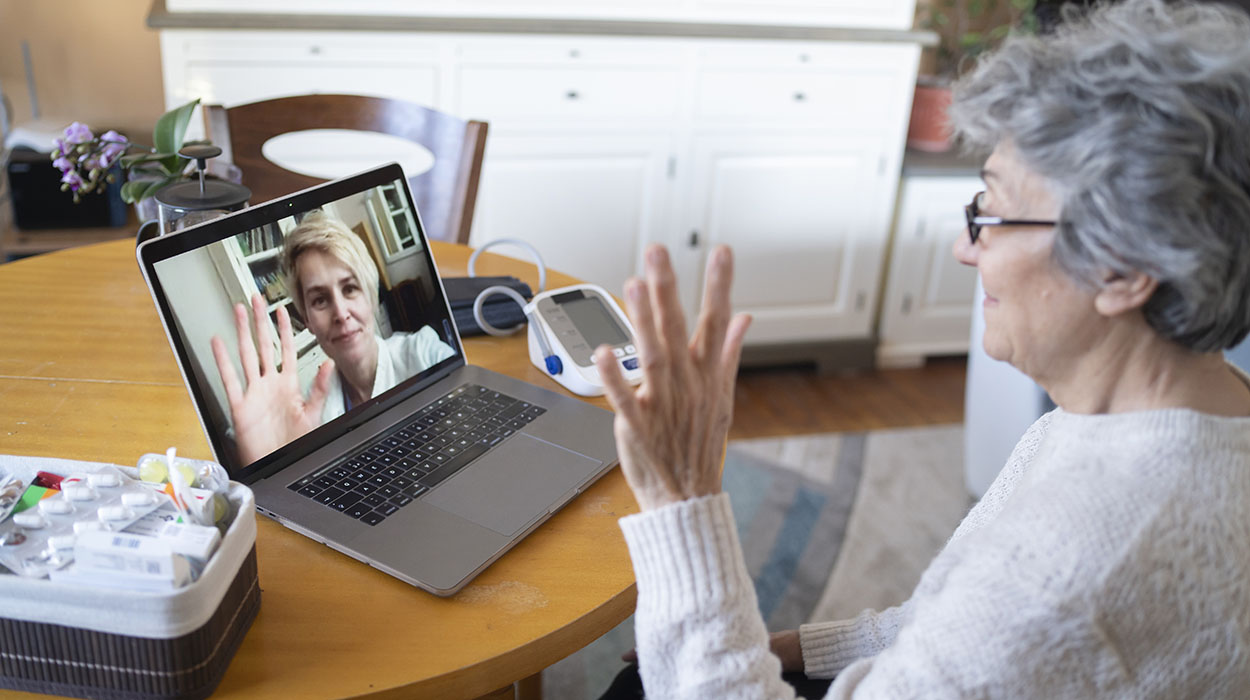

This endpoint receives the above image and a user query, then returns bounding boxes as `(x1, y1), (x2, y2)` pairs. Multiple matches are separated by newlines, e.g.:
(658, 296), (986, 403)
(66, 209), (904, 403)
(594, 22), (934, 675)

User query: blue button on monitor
(622, 357), (639, 371)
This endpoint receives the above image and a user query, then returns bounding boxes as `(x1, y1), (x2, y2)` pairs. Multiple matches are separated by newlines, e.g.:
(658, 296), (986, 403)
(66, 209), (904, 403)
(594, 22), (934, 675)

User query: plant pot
(907, 83), (954, 153)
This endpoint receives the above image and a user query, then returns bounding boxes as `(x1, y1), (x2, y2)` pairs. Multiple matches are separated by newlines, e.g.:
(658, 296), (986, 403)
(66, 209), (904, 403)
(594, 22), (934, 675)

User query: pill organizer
(0, 455), (259, 700)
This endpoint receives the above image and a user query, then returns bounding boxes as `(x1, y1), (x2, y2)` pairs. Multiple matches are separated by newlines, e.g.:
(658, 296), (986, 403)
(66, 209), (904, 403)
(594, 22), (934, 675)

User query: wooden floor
(729, 356), (967, 440)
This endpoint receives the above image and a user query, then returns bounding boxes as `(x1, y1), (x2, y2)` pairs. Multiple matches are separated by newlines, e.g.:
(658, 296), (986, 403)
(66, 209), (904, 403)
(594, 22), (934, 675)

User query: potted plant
(50, 99), (206, 218)
(909, 0), (1038, 152)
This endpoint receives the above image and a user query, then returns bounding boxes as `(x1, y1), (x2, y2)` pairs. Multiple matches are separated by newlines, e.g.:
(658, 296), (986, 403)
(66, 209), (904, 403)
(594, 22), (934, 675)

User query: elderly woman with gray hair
(593, 0), (1250, 697)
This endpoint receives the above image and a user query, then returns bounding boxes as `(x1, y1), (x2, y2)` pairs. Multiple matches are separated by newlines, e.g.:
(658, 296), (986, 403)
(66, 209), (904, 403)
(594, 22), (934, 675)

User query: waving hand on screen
(211, 293), (336, 465)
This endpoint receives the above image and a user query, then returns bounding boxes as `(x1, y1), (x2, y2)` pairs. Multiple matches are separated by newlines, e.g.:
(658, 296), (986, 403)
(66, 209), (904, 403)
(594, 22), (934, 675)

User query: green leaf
(960, 31), (985, 48)
(1010, 0), (1035, 9)
(141, 176), (178, 202)
(969, 0), (986, 18)
(120, 152), (172, 168)
(989, 24), (1011, 40)
(153, 98), (200, 177)
(119, 175), (180, 204)
(120, 179), (150, 204)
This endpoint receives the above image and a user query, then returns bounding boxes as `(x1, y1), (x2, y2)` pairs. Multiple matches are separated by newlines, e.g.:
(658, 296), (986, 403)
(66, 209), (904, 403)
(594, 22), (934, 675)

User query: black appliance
(5, 146), (127, 230)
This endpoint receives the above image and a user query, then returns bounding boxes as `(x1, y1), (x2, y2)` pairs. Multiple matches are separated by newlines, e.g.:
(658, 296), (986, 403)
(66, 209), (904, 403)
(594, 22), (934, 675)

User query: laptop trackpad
(423, 434), (603, 536)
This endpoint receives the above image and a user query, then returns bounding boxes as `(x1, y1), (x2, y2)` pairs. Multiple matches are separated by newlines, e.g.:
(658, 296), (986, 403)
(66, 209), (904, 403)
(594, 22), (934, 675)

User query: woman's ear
(1094, 269), (1158, 317)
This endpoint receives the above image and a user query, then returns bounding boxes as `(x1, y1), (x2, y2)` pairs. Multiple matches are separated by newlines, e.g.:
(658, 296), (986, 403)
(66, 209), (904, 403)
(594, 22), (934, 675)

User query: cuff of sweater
(619, 492), (755, 620)
(799, 618), (880, 679)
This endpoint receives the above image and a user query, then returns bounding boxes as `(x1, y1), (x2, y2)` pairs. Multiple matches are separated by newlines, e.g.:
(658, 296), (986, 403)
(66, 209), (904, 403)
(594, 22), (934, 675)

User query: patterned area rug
(542, 424), (971, 699)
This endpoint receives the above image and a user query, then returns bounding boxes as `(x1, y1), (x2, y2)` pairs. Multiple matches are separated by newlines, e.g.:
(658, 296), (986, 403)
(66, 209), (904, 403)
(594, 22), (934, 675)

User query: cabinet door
(680, 133), (894, 344)
(877, 176), (981, 366)
(469, 132), (672, 298)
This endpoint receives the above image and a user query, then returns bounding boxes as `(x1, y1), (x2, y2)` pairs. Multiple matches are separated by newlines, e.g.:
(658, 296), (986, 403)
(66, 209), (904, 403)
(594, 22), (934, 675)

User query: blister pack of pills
(0, 467), (171, 578)
(136, 452), (233, 530)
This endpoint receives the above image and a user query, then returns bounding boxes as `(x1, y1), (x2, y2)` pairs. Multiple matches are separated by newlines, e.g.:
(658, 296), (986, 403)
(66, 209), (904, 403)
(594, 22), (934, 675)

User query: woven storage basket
(0, 456), (260, 700)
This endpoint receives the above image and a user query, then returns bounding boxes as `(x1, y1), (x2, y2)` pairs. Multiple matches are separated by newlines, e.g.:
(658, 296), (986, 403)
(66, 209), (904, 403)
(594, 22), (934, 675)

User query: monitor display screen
(151, 175), (460, 475)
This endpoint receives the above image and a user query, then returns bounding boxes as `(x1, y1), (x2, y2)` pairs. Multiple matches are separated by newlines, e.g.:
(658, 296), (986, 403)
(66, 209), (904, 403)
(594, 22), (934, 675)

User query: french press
(137, 144), (251, 244)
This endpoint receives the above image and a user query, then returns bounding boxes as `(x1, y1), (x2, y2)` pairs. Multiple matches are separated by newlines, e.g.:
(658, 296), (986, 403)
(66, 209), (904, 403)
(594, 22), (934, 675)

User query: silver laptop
(137, 163), (618, 596)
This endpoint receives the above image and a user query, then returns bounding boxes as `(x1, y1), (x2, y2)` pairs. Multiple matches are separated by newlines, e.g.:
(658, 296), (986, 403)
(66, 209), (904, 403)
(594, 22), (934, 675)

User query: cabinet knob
(798, 53), (810, 63)
(566, 90), (580, 100)
(569, 49), (581, 58)
(793, 92), (807, 102)
(689, 230), (700, 248)
(309, 45), (322, 55)
(901, 293), (913, 314)
(855, 291), (867, 311)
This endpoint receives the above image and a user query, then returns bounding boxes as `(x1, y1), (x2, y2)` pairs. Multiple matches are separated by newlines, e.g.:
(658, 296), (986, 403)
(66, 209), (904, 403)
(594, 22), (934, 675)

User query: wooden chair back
(204, 94), (487, 245)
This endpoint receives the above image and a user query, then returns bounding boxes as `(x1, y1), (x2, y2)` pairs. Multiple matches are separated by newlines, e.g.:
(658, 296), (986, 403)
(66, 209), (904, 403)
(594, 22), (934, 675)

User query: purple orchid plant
(51, 99), (204, 204)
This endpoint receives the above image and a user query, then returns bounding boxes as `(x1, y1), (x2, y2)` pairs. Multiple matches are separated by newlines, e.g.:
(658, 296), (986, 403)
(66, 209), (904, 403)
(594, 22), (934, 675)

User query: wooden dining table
(0, 238), (639, 700)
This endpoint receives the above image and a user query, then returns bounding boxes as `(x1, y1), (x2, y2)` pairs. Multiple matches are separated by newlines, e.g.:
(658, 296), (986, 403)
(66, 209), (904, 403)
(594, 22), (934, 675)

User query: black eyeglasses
(965, 191), (1057, 244)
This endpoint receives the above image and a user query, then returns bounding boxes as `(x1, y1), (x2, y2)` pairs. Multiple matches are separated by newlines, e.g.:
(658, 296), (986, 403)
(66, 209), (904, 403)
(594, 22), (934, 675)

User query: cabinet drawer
(169, 30), (439, 64)
(457, 67), (681, 120)
(695, 69), (895, 125)
(183, 63), (438, 108)
(455, 39), (684, 66)
(698, 41), (911, 69)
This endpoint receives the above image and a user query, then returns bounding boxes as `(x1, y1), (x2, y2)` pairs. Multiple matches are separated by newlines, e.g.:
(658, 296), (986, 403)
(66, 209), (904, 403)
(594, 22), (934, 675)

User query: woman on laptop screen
(211, 212), (454, 465)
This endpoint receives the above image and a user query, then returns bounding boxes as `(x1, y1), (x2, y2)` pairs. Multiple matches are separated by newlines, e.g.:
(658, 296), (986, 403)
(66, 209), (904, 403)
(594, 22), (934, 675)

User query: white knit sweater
(619, 407), (1250, 698)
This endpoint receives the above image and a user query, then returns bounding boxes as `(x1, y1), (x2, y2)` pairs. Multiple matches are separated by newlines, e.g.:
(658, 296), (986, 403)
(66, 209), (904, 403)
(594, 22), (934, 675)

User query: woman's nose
(952, 229), (979, 267)
(330, 296), (351, 322)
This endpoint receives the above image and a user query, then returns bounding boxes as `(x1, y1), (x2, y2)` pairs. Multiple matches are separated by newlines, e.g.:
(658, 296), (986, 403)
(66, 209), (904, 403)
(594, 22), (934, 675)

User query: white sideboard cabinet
(155, 4), (928, 352)
(876, 174), (981, 367)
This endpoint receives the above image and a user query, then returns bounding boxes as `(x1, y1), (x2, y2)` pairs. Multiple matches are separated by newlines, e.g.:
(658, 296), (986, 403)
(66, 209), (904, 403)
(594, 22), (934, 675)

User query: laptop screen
(143, 165), (463, 480)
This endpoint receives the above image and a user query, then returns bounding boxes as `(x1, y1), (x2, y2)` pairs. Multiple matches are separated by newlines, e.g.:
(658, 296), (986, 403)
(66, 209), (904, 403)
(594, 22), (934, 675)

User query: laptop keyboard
(287, 383), (546, 526)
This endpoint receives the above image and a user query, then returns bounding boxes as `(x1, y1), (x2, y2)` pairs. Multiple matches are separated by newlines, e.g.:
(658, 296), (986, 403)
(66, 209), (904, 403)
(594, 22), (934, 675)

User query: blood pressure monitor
(525, 284), (643, 397)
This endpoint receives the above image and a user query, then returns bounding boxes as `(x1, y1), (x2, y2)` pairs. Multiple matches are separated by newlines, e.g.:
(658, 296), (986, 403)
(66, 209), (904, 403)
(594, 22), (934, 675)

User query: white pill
(73, 521), (104, 534)
(98, 505), (133, 521)
(64, 485), (96, 501)
(47, 534), (76, 550)
(38, 499), (73, 515)
(87, 472), (121, 488)
(13, 512), (46, 529)
(122, 491), (154, 507)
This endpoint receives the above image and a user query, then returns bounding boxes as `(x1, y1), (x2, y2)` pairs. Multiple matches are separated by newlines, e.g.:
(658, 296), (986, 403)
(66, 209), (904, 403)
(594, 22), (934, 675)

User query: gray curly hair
(948, 0), (1250, 351)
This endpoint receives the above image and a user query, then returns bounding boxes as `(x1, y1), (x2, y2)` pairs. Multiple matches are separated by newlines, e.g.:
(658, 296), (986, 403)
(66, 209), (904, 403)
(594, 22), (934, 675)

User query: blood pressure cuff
(442, 276), (533, 336)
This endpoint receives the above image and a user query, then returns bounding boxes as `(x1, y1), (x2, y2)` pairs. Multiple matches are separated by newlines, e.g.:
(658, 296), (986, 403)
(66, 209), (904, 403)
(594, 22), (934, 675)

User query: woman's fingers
(644, 246), (689, 358)
(251, 294), (276, 376)
(720, 313), (753, 383)
(594, 345), (641, 425)
(232, 301), (261, 384)
(210, 335), (244, 409)
(276, 304), (297, 374)
(691, 246), (735, 363)
(305, 360), (336, 416)
(623, 277), (665, 379)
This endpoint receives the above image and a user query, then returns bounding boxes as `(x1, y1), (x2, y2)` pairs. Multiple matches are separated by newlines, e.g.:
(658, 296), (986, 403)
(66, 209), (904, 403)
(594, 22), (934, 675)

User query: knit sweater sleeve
(619, 493), (799, 700)
(796, 411), (1056, 678)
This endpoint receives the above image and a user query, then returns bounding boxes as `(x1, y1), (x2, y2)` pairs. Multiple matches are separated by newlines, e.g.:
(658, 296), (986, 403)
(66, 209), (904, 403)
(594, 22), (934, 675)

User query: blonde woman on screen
(211, 213), (453, 465)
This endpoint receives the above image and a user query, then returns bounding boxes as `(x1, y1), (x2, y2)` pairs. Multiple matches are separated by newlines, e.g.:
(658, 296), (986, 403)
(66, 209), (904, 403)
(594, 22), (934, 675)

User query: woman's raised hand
(593, 245), (751, 511)
(210, 294), (336, 465)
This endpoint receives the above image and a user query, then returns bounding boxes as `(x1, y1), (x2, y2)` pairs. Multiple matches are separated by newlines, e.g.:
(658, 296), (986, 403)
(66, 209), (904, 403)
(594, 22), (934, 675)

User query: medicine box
(0, 456), (260, 700)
